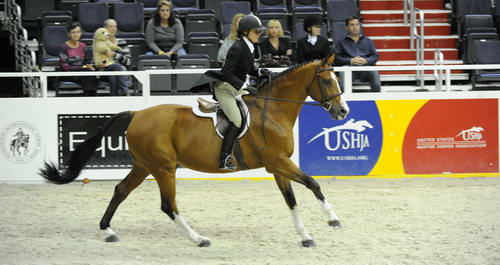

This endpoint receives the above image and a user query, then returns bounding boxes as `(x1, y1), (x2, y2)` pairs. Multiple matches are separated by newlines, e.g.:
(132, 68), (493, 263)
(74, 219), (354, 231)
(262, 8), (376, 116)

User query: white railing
(0, 64), (499, 97)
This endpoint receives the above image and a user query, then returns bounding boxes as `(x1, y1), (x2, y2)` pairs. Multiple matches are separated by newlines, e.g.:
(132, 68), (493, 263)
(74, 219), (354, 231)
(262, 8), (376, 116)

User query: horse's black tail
(39, 111), (134, 184)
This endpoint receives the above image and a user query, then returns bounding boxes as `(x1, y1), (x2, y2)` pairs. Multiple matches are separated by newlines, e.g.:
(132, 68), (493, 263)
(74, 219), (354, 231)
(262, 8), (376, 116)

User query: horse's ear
(322, 52), (335, 66)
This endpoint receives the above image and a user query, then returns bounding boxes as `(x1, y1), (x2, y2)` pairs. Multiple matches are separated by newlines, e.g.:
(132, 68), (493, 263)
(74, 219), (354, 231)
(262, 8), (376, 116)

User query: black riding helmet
(303, 15), (323, 33)
(237, 14), (266, 36)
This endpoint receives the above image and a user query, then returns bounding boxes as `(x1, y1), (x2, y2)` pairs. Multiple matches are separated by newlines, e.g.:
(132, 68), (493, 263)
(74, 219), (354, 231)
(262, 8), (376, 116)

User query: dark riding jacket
(221, 39), (259, 90)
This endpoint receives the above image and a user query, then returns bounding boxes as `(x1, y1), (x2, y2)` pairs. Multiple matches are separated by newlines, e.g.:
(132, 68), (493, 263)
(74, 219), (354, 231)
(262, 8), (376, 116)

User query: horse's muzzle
(331, 106), (349, 120)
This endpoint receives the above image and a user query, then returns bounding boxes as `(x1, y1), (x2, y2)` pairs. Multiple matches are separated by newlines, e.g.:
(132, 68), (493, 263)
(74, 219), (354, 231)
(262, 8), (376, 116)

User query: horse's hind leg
(268, 157), (341, 230)
(99, 164), (149, 242)
(153, 168), (211, 247)
(274, 175), (315, 247)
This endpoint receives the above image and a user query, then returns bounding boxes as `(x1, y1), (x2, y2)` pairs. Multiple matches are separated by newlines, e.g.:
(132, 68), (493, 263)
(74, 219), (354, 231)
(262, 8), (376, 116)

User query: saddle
(192, 96), (250, 139)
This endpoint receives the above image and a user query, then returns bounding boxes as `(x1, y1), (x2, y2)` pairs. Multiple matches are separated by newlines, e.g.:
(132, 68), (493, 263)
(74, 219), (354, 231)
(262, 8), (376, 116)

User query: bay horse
(40, 54), (350, 248)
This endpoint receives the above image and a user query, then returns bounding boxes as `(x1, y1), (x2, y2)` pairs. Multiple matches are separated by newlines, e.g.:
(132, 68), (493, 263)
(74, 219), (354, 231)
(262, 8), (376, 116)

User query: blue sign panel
(299, 101), (383, 176)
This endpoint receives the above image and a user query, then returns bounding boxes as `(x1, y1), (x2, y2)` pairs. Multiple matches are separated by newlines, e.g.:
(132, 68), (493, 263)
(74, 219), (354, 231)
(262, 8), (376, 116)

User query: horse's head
(307, 53), (349, 120)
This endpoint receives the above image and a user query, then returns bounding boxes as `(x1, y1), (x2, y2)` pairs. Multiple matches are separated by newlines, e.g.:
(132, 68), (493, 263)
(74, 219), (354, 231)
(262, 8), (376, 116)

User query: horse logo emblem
(0, 121), (41, 164)
(456, 126), (484, 141)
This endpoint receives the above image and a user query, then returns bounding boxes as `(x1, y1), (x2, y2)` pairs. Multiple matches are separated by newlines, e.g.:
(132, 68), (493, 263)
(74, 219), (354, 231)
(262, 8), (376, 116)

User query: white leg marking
(173, 213), (210, 246)
(290, 206), (313, 241)
(318, 199), (340, 222)
(102, 227), (119, 242)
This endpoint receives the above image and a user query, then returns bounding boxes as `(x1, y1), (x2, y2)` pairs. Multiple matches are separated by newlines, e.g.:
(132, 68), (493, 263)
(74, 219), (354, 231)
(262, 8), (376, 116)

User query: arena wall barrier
(0, 66), (499, 182)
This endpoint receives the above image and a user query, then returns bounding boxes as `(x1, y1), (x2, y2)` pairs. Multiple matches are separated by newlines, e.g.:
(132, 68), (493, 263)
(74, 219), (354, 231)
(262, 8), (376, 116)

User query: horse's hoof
(105, 234), (119, 242)
(328, 219), (341, 229)
(197, 239), (211, 247)
(302, 239), (316, 248)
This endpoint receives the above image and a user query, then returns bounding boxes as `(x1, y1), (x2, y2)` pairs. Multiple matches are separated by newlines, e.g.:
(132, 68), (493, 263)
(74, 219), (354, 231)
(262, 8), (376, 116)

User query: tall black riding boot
(218, 122), (240, 171)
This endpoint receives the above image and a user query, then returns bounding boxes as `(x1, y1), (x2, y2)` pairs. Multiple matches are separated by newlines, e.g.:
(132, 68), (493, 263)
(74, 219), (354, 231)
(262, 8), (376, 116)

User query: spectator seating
(465, 32), (498, 64)
(471, 40), (500, 89)
(172, 0), (201, 16)
(78, 3), (109, 42)
(175, 54), (210, 93)
(452, 0), (492, 38)
(59, 0), (90, 20)
(290, 0), (323, 26)
(220, 1), (251, 38)
(185, 12), (217, 36)
(41, 25), (68, 71)
(136, 0), (158, 18)
(326, 0), (357, 39)
(114, 2), (145, 38)
(41, 10), (73, 27)
(95, 0), (124, 3)
(187, 32), (220, 66)
(204, 0), (232, 20)
(114, 2), (146, 70)
(256, 0), (288, 31)
(463, 14), (496, 37)
(136, 54), (173, 93)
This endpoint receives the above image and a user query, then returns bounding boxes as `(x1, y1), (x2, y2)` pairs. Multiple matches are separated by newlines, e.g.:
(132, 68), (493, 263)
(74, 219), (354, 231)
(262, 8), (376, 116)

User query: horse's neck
(267, 66), (314, 125)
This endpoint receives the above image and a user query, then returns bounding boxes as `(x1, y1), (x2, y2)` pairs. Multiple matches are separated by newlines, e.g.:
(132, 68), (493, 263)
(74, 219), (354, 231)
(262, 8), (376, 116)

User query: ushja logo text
(308, 119), (373, 151)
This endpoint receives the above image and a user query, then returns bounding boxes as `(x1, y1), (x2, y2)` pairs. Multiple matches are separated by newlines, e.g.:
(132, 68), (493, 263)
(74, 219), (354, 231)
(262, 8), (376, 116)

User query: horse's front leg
(274, 174), (315, 247)
(267, 156), (341, 230)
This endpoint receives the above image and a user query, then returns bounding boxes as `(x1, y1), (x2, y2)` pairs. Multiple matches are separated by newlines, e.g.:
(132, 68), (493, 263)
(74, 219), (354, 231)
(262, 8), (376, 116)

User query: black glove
(245, 86), (259, 96)
(259, 68), (274, 78)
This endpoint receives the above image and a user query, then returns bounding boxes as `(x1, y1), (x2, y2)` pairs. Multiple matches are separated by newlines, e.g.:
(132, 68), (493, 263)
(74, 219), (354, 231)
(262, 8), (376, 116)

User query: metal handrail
(3, 0), (41, 97)
(433, 49), (444, 91)
(404, 0), (425, 89)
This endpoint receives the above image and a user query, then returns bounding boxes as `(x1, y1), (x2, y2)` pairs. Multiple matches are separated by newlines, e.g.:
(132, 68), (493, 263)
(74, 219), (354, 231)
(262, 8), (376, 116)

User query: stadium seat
(171, 0), (200, 16)
(187, 32), (220, 66)
(327, 0), (357, 23)
(290, 0), (323, 27)
(136, 0), (158, 18)
(465, 32), (498, 64)
(136, 55), (173, 94)
(331, 21), (347, 43)
(40, 11), (73, 27)
(185, 12), (217, 37)
(59, 0), (90, 20)
(95, 0), (123, 3)
(256, 0), (288, 31)
(175, 54), (210, 93)
(452, 0), (493, 38)
(41, 25), (68, 71)
(114, 2), (145, 38)
(220, 1), (251, 35)
(464, 14), (496, 35)
(471, 40), (500, 89)
(78, 3), (110, 41)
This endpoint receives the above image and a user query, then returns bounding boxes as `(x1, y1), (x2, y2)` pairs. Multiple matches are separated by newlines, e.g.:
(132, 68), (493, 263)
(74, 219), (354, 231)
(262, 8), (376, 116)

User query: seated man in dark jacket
(335, 16), (381, 92)
(296, 15), (331, 64)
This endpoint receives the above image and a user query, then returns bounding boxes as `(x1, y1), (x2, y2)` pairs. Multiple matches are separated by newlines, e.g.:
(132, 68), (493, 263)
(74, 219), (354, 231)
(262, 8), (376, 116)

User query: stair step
(364, 23), (451, 36)
(361, 10), (450, 23)
(378, 48), (458, 60)
(372, 35), (458, 49)
(360, 0), (444, 11)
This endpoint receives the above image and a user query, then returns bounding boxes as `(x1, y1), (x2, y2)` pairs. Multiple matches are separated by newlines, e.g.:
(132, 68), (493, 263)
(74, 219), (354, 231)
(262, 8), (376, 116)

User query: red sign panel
(402, 99), (498, 174)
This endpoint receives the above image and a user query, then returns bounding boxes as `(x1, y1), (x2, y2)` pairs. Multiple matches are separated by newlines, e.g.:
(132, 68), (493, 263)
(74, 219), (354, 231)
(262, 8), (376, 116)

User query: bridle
(253, 64), (343, 112)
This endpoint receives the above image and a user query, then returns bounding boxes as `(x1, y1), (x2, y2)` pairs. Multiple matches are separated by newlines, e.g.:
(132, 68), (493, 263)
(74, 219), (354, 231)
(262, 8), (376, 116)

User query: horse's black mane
(258, 60), (318, 89)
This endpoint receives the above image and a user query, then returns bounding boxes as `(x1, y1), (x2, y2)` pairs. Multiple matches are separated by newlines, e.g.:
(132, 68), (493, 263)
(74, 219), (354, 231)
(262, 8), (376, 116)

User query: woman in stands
(145, 0), (187, 57)
(217, 13), (245, 65)
(259, 20), (293, 67)
(59, 22), (97, 96)
(296, 15), (331, 64)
